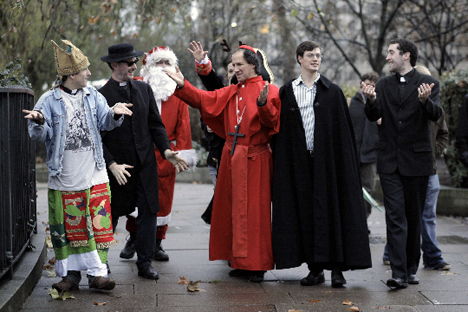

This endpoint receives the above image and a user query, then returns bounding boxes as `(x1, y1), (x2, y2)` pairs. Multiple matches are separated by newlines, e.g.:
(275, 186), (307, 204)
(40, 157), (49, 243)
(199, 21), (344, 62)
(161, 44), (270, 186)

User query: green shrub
(0, 58), (31, 88)
(440, 70), (468, 187)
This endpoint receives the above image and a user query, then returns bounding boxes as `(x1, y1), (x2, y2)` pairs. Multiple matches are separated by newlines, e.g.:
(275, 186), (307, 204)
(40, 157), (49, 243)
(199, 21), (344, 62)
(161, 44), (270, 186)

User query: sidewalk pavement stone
(14, 182), (468, 311)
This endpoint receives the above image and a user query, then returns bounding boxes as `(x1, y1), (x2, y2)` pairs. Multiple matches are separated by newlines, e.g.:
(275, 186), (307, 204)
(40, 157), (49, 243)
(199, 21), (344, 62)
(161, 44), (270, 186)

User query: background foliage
(1, 0), (467, 182)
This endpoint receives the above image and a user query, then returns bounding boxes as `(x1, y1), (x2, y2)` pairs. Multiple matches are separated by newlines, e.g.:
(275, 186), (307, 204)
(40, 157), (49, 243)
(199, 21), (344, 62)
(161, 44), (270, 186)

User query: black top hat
(101, 43), (144, 63)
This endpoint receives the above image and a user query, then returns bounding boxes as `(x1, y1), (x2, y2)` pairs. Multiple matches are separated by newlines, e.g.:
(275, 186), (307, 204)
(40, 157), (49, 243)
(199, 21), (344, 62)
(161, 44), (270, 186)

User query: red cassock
(155, 95), (192, 238)
(174, 75), (281, 271)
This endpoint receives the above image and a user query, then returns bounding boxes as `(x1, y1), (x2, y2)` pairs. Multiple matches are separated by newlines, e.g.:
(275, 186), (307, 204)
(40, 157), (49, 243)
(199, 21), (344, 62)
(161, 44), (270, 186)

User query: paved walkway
(20, 182), (468, 311)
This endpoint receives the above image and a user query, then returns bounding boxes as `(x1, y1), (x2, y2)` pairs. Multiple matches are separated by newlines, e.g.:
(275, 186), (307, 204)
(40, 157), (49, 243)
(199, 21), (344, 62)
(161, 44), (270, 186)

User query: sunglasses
(120, 58), (139, 67)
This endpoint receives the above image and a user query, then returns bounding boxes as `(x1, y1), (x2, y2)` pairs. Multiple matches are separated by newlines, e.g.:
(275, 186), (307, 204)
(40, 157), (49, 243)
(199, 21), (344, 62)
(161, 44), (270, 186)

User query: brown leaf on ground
(48, 257), (56, 265)
(325, 291), (334, 293)
(43, 264), (53, 270)
(187, 280), (204, 292)
(348, 307), (360, 311)
(342, 299), (354, 305)
(178, 276), (189, 285)
(93, 301), (107, 305)
(307, 299), (322, 303)
(288, 310), (302, 312)
(48, 288), (75, 300)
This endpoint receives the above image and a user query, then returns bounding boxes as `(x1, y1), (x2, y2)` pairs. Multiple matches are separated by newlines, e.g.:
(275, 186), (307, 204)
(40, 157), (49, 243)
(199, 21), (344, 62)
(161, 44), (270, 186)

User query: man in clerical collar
(362, 38), (442, 289)
(117, 46), (196, 263)
(99, 43), (188, 281)
(23, 39), (134, 292)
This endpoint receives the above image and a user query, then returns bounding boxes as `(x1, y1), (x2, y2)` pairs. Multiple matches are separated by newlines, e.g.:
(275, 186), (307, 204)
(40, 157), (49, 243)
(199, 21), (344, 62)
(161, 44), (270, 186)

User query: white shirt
(292, 74), (320, 151)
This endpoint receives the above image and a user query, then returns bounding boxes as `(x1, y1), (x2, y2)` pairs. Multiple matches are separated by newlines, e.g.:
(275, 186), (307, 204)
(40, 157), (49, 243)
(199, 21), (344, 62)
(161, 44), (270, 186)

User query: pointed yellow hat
(51, 39), (90, 75)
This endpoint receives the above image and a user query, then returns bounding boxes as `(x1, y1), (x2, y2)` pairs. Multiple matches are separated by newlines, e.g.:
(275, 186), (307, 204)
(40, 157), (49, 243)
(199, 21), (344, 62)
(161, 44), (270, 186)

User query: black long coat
(99, 78), (170, 217)
(271, 76), (372, 270)
(349, 91), (380, 164)
(365, 70), (442, 176)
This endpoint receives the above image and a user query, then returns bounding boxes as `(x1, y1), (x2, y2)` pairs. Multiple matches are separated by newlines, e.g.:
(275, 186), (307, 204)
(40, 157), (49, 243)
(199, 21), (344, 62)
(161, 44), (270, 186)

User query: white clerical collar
(119, 82), (128, 87)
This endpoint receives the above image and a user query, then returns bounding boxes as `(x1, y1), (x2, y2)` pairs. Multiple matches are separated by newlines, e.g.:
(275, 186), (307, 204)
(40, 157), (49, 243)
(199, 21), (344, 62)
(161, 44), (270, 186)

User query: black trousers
(113, 174), (157, 270)
(380, 172), (428, 279)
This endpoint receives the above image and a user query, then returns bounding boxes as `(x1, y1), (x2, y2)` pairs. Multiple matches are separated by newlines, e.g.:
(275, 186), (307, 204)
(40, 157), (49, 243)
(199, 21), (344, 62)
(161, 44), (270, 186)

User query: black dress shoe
(120, 233), (136, 259)
(154, 239), (169, 261)
(249, 271), (266, 283)
(138, 265), (159, 280)
(408, 274), (419, 284)
(229, 269), (251, 277)
(386, 277), (408, 289)
(331, 270), (347, 288)
(300, 271), (325, 286)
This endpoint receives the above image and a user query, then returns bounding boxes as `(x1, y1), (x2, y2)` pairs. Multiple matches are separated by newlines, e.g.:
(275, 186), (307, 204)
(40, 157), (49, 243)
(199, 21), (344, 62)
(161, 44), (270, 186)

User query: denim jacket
(28, 86), (124, 176)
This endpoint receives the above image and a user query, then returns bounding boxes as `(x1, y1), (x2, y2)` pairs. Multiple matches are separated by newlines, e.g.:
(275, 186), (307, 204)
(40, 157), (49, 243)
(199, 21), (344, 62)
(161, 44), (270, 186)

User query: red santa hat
(142, 46), (178, 67)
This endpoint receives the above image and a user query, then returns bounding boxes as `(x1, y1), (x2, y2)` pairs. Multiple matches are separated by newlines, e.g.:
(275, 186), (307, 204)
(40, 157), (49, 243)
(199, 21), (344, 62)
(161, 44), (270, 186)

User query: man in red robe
(166, 45), (280, 282)
(119, 46), (194, 261)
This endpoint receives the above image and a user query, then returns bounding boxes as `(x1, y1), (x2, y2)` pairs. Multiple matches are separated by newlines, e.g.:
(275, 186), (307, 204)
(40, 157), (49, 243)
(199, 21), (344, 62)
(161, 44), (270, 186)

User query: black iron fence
(0, 87), (37, 279)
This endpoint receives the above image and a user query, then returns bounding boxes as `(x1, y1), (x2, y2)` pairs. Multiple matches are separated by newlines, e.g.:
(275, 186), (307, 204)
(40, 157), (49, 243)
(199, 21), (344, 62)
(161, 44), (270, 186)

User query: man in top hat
(23, 39), (133, 292)
(118, 46), (195, 262)
(166, 44), (280, 282)
(99, 43), (188, 280)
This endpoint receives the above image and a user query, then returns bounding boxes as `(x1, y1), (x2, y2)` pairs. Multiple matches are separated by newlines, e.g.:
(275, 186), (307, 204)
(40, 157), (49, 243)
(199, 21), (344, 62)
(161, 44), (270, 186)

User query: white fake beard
(142, 66), (177, 102)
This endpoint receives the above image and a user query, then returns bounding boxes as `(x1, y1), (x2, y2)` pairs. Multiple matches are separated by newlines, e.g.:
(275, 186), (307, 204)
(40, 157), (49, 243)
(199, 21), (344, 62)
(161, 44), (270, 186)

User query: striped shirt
(292, 74), (320, 151)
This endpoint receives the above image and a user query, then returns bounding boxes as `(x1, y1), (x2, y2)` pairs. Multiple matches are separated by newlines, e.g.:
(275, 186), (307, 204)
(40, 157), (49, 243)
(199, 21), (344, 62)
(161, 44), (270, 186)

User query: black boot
(120, 233), (136, 259)
(154, 239), (169, 261)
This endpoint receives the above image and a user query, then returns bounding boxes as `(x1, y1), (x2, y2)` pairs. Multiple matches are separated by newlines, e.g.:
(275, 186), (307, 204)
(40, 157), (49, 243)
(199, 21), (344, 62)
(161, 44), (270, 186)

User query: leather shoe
(386, 277), (408, 289)
(229, 269), (252, 277)
(52, 278), (79, 292)
(154, 239), (169, 261)
(138, 265), (159, 280)
(300, 271), (325, 286)
(408, 274), (419, 284)
(120, 234), (136, 259)
(89, 276), (115, 290)
(249, 271), (266, 283)
(331, 270), (347, 288)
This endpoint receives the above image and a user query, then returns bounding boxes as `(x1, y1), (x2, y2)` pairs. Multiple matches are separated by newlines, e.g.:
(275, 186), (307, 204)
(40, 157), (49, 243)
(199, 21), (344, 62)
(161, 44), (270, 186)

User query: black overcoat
(99, 78), (171, 217)
(365, 70), (442, 176)
(271, 76), (372, 270)
(349, 91), (380, 164)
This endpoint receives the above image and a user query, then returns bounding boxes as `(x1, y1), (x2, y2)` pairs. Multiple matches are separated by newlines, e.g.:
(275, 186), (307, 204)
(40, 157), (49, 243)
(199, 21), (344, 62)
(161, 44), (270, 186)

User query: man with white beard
(119, 46), (193, 262)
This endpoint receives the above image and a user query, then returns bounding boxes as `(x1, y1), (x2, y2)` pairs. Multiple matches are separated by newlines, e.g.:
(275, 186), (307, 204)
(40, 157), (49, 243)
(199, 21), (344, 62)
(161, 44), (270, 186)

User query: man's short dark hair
(390, 38), (418, 67)
(361, 72), (379, 84)
(106, 62), (114, 71)
(61, 75), (69, 83)
(296, 41), (321, 64)
(232, 48), (261, 75)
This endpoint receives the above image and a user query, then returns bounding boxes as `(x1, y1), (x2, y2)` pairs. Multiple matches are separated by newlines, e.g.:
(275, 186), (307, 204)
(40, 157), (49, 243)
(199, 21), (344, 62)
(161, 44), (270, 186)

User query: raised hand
(188, 41), (207, 63)
(165, 65), (185, 88)
(257, 82), (269, 105)
(418, 83), (434, 104)
(361, 82), (376, 102)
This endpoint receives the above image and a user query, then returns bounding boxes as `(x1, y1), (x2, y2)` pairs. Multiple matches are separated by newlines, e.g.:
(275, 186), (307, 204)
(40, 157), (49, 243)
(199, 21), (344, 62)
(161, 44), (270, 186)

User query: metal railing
(0, 87), (36, 280)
